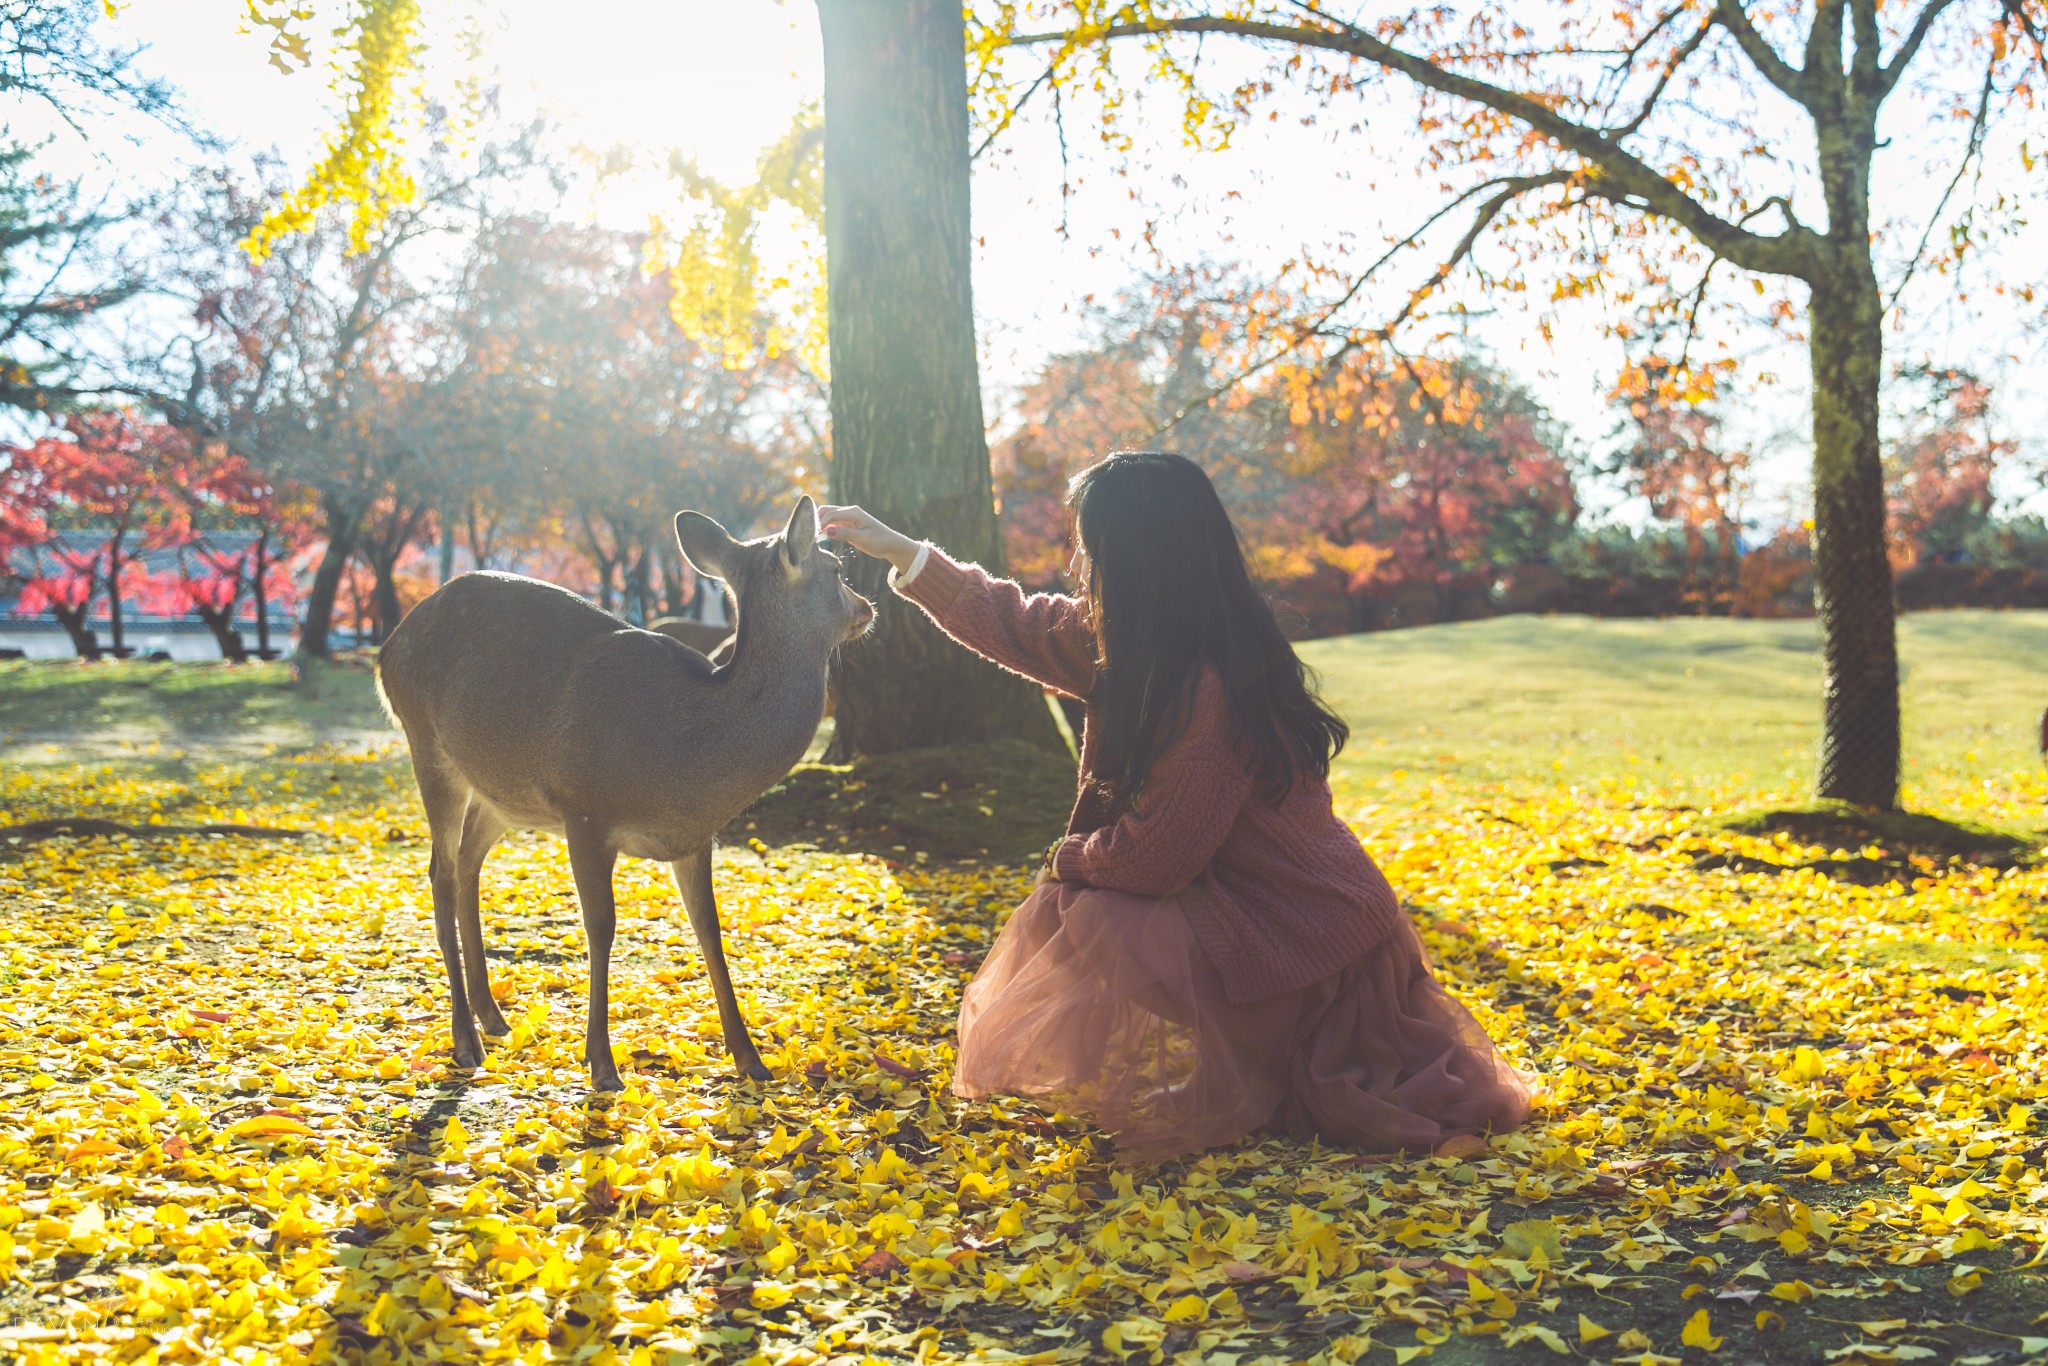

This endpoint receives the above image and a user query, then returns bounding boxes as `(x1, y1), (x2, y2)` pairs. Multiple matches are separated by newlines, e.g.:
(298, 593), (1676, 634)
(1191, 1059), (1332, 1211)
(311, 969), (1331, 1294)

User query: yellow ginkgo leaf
(1681, 1308), (1722, 1351)
(225, 1115), (315, 1139)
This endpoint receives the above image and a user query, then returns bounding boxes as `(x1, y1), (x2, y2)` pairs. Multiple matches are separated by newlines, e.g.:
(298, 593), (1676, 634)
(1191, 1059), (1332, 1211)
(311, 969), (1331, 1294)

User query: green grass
(5, 609), (2044, 818)
(0, 656), (393, 749)
(1301, 608), (2048, 808)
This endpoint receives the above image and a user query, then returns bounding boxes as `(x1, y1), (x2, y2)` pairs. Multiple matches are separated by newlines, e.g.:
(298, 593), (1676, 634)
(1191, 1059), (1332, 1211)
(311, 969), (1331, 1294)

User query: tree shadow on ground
(1699, 800), (2041, 883)
(736, 736), (1075, 862)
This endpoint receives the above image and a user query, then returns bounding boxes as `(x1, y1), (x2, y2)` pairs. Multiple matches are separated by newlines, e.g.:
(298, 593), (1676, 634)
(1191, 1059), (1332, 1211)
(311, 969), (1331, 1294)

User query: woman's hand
(817, 505), (921, 574)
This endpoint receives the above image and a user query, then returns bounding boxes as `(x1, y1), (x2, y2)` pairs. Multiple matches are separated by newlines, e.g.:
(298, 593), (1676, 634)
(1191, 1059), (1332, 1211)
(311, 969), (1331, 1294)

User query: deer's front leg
(566, 822), (624, 1093)
(673, 846), (770, 1082)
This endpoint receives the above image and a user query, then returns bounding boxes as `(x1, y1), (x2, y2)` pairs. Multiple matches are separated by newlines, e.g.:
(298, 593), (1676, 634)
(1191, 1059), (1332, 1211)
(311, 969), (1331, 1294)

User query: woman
(820, 453), (1531, 1159)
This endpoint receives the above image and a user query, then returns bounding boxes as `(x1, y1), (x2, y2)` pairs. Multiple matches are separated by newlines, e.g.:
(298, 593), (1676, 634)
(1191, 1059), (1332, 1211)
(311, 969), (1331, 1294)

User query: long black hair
(1070, 451), (1348, 806)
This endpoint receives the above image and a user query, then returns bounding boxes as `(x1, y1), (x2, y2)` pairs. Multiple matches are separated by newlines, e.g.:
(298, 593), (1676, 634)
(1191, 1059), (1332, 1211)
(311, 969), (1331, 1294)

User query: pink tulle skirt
(953, 880), (1533, 1160)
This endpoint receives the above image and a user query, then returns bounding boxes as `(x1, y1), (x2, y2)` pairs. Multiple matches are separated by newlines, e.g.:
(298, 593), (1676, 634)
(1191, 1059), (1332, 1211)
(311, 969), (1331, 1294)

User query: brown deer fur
(376, 496), (872, 1089)
(648, 615), (733, 660)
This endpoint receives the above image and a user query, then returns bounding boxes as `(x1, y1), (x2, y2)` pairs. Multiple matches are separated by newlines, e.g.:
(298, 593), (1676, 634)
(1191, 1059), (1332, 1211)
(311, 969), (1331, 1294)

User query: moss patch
(735, 737), (1077, 862)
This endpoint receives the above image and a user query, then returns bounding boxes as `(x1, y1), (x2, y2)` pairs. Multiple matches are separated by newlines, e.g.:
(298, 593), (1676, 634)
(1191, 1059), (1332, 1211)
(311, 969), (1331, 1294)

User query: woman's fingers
(817, 504), (871, 538)
(818, 505), (906, 560)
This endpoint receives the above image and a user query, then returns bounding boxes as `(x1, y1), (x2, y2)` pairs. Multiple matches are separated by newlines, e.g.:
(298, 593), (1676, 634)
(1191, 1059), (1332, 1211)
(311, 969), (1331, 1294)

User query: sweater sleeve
(893, 546), (1097, 699)
(1051, 674), (1254, 896)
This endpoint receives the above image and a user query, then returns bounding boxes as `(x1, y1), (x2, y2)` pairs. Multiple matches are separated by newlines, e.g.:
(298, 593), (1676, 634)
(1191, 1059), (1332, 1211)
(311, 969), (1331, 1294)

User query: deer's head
(674, 495), (874, 649)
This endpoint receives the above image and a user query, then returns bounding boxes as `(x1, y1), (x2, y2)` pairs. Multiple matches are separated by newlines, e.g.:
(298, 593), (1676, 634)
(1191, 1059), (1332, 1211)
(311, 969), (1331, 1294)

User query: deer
(375, 496), (873, 1090)
(648, 615), (733, 662)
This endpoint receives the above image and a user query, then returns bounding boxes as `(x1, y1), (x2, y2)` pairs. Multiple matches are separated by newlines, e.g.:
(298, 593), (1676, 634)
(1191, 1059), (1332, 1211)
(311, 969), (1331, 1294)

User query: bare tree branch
(1882, 0), (1964, 94)
(1885, 54), (1997, 313)
(1711, 0), (1813, 103)
(1675, 255), (1720, 372)
(1800, 0), (1848, 112)
(1006, 10), (1824, 279)
(1147, 171), (1571, 441)
(1850, 0), (1883, 96)
(972, 61), (1056, 161)
(1608, 14), (1719, 138)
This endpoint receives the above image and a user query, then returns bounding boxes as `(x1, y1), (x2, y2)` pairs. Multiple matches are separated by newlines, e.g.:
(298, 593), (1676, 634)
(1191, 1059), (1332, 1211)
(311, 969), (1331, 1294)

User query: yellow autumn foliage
(0, 735), (2044, 1361)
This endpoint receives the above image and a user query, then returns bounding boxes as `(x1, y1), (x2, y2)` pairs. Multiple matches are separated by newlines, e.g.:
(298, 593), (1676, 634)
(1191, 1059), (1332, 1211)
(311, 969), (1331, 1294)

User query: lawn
(1, 612), (2044, 1366)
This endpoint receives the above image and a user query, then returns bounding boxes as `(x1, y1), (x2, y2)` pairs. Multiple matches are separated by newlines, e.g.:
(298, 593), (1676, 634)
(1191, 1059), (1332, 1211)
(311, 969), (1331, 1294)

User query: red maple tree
(152, 443), (312, 660)
(1885, 369), (2010, 568)
(1, 412), (185, 659)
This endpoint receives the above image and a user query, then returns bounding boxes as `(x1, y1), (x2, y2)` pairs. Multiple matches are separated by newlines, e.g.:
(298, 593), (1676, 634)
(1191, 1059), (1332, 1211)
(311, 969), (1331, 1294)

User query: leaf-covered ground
(2, 625), (2047, 1366)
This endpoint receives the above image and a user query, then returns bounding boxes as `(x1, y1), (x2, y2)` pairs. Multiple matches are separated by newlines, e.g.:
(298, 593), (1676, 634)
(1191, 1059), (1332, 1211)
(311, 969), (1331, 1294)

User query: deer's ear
(675, 511), (737, 580)
(781, 495), (816, 571)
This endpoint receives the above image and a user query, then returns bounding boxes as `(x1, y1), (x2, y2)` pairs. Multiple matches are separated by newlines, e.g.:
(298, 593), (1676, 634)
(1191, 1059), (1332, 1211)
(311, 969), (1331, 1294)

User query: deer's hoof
(452, 1038), (485, 1070)
(476, 1008), (512, 1039)
(738, 1057), (772, 1083)
(588, 1066), (625, 1094)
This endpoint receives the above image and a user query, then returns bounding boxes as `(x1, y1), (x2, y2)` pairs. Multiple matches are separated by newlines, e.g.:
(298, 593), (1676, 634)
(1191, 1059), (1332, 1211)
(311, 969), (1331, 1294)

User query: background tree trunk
(53, 603), (102, 660)
(369, 554), (404, 643)
(104, 528), (130, 659)
(1808, 256), (1899, 809)
(297, 497), (362, 660)
(196, 603), (249, 661)
(817, 0), (1064, 758)
(252, 532), (274, 659)
(438, 509), (457, 583)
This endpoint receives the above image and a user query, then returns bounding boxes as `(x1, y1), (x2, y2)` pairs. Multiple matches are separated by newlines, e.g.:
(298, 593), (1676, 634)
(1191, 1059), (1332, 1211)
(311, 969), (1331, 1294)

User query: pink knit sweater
(897, 547), (1402, 1003)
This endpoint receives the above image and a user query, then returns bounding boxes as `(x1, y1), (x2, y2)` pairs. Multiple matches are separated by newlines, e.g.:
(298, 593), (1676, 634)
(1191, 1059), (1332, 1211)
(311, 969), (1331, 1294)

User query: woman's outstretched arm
(820, 504), (1097, 699)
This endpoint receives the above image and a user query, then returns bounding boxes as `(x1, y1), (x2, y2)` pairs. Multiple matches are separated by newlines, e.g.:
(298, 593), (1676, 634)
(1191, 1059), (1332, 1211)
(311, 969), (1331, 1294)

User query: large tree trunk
(298, 497), (363, 660)
(1807, 253), (1899, 809)
(816, 0), (1064, 757)
(1807, 101), (1900, 811)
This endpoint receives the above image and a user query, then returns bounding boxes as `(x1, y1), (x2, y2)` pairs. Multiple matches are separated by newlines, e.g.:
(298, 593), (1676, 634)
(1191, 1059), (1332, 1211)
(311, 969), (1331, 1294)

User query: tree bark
(1807, 255), (1899, 808)
(626, 541), (654, 626)
(659, 542), (689, 616)
(52, 602), (102, 660)
(297, 496), (363, 660)
(104, 527), (130, 659)
(370, 554), (404, 643)
(196, 602), (249, 662)
(438, 507), (457, 583)
(816, 0), (1064, 757)
(1805, 94), (1900, 810)
(252, 531), (274, 659)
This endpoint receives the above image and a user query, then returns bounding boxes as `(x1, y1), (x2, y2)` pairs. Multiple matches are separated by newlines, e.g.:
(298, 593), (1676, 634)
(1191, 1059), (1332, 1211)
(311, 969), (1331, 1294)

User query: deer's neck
(695, 601), (830, 773)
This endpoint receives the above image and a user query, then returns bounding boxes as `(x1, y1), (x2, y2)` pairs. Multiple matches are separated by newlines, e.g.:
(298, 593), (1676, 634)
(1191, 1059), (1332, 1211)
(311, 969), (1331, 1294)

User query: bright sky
(64, 1), (2048, 524)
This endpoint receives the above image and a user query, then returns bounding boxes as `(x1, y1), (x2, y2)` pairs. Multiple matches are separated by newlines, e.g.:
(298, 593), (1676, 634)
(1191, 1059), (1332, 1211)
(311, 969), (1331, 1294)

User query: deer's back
(379, 573), (709, 820)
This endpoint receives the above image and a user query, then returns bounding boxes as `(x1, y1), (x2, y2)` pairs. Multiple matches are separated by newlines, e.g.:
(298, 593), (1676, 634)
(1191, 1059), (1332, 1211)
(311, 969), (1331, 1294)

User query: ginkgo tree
(967, 0), (2048, 810)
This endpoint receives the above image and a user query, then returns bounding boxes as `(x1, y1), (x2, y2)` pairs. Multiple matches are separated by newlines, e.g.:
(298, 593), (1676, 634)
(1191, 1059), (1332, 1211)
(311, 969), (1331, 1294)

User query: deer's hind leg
(411, 754), (485, 1070)
(455, 801), (510, 1038)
